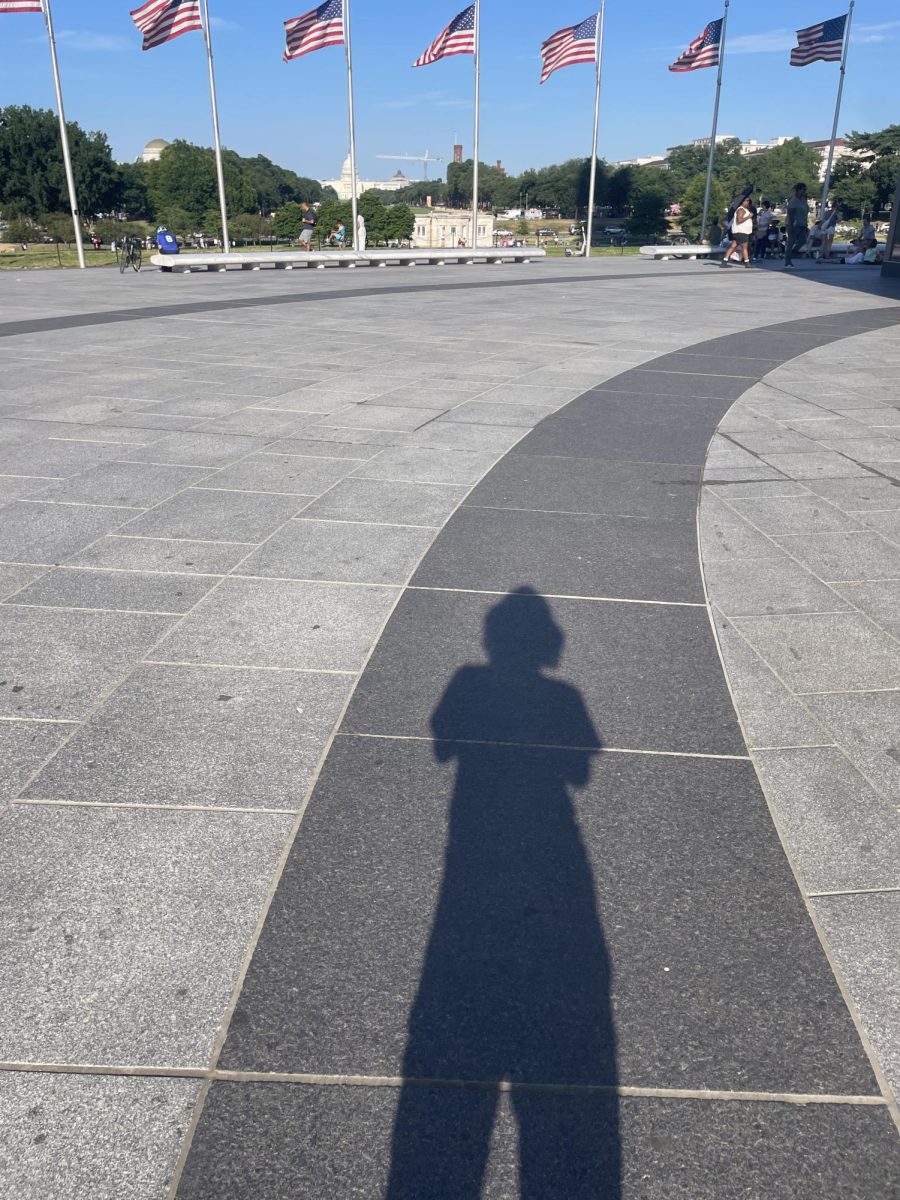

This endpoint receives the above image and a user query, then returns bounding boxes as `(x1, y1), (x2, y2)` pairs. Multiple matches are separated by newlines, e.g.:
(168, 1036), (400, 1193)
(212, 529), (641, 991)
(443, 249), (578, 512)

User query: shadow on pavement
(386, 586), (620, 1199)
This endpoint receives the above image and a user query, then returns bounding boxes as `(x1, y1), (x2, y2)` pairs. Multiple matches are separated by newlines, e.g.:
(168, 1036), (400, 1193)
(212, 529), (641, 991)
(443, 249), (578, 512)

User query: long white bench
(640, 244), (724, 261)
(150, 247), (545, 273)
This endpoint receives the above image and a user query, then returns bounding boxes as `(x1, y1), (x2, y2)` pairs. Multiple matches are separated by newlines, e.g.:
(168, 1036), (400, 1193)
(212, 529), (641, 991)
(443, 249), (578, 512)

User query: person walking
(720, 192), (754, 269)
(299, 202), (317, 251)
(755, 200), (773, 259)
(784, 182), (809, 269)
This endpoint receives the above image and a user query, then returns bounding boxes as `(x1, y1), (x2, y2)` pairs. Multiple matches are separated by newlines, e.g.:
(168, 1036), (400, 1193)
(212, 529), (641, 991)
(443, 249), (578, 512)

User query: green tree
(679, 173), (727, 241)
(383, 202), (415, 243)
(358, 191), (389, 243)
(831, 163), (878, 217)
(271, 201), (306, 239)
(628, 186), (668, 242)
(747, 138), (822, 207)
(39, 211), (80, 245)
(116, 162), (152, 221)
(0, 105), (120, 219)
(315, 198), (352, 243)
(668, 138), (743, 198)
(229, 212), (273, 243)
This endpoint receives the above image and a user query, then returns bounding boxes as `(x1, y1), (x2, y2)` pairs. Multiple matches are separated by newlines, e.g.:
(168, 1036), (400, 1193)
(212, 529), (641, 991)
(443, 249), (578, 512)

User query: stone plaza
(1, 256), (899, 1197)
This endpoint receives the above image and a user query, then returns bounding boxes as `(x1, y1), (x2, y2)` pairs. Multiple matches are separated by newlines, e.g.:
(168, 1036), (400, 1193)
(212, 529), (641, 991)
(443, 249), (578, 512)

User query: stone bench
(150, 247), (545, 273)
(640, 244), (725, 261)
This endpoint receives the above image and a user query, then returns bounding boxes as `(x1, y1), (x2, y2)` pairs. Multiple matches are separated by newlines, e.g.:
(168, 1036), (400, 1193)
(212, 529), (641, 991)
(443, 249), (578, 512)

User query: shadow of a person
(387, 587), (620, 1199)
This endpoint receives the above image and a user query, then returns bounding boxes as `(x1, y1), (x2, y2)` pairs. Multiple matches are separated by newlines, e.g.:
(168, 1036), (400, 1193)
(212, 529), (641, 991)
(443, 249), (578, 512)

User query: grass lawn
(0, 244), (119, 270)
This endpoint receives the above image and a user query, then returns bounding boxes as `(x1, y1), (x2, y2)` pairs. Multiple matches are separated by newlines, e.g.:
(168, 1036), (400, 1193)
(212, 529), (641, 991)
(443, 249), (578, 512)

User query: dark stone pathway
(175, 308), (900, 1198)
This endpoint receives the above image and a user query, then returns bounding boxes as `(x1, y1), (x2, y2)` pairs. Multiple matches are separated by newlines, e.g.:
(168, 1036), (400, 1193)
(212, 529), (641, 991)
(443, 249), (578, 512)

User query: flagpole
(700, 0), (729, 243)
(471, 0), (480, 248)
(201, 0), (231, 254)
(818, 1), (854, 220)
(344, 0), (360, 251)
(584, 0), (605, 258)
(42, 0), (85, 270)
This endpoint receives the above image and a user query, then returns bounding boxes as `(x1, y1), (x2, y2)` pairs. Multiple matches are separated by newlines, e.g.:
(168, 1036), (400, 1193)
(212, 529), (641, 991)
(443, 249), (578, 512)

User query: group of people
(713, 182), (883, 270)
(307, 203), (367, 252)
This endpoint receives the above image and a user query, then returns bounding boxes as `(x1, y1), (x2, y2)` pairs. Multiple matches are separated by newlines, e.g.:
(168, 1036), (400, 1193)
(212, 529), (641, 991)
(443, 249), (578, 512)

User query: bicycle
(118, 235), (142, 274)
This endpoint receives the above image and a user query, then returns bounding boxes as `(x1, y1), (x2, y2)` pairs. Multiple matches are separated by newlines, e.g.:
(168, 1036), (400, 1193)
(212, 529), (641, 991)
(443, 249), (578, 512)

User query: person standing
(819, 208), (840, 261)
(720, 193), (754, 269)
(755, 201), (773, 259)
(356, 211), (367, 252)
(299, 202), (317, 251)
(784, 182), (809, 269)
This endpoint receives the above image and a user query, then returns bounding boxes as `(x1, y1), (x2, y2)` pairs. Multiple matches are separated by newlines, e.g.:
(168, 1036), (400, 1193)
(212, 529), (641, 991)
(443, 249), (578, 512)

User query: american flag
(790, 14), (847, 66)
(0, 1), (44, 11)
(130, 0), (202, 51)
(540, 15), (597, 85)
(413, 5), (475, 68)
(669, 18), (723, 72)
(284, 0), (344, 61)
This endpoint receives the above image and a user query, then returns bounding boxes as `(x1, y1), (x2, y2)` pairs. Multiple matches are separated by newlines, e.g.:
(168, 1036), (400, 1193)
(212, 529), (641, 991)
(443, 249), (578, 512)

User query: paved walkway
(0, 259), (898, 1198)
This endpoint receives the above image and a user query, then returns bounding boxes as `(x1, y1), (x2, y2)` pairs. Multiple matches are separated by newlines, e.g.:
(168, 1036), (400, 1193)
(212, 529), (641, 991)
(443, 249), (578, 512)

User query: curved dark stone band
(177, 305), (900, 1199)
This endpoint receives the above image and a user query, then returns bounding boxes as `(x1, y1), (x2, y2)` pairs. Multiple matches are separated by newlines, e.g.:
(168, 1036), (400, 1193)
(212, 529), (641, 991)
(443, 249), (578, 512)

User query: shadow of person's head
(483, 586), (563, 674)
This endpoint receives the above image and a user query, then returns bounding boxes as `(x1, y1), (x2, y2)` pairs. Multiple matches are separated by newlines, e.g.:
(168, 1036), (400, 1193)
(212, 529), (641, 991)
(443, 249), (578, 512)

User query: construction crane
(376, 150), (445, 180)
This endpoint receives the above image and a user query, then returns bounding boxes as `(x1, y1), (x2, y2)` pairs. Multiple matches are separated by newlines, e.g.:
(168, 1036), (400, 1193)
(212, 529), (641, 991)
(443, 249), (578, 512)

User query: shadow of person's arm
(559, 685), (602, 787)
(431, 668), (469, 762)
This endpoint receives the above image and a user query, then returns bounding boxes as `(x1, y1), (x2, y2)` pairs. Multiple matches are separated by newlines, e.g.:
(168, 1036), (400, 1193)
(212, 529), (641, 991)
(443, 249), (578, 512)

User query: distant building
(320, 156), (410, 200)
(140, 138), (170, 163)
(411, 208), (495, 249)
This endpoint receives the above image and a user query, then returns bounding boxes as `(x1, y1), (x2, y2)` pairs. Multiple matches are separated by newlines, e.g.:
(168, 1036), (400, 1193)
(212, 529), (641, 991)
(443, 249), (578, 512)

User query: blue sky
(2, 0), (897, 181)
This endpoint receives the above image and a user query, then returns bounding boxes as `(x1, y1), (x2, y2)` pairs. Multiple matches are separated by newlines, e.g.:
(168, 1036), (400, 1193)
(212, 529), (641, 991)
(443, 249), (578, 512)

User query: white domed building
(320, 156), (410, 200)
(140, 138), (170, 163)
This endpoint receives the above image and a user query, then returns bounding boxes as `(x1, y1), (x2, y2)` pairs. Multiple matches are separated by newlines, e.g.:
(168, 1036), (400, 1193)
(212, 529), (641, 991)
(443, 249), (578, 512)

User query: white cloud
(725, 20), (900, 56)
(53, 30), (131, 52)
(209, 16), (242, 33)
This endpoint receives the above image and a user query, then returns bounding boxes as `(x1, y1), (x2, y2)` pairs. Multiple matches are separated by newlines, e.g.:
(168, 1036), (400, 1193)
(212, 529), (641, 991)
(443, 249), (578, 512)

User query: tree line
(1, 103), (896, 248)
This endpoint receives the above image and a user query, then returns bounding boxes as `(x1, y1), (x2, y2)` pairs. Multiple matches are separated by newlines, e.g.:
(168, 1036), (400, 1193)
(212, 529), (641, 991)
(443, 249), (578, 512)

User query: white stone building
(320, 156), (410, 200)
(410, 209), (495, 249)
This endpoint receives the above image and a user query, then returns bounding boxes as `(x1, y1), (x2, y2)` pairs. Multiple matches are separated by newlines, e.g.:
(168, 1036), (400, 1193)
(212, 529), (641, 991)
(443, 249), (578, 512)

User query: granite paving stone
(832, 578), (900, 638)
(412, 506), (703, 603)
(757, 451), (871, 479)
(801, 475), (900, 512)
(0, 440), (123, 479)
(301, 478), (468, 526)
(697, 493), (787, 564)
(702, 556), (848, 617)
(467, 453), (702, 520)
(0, 606), (175, 720)
(344, 588), (744, 755)
(728, 430), (823, 455)
(272, 426), (400, 448)
(238, 519), (436, 585)
(0, 475), (54, 503)
(7, 568), (216, 615)
(25, 663), (350, 810)
(753, 747), (900, 893)
(821, 437), (900, 463)
(0, 502), (133, 565)
(774, 530), (900, 582)
(152, 576), (398, 671)
(31, 461), (212, 508)
(813, 893), (900, 1101)
(0, 1072), (201, 1200)
(710, 613), (827, 748)
(187, 410), (310, 438)
(67, 535), (251, 576)
(119, 487), (307, 543)
(732, 611), (900, 694)
(0, 564), (46, 600)
(595, 369), (751, 401)
(0, 805), (291, 1066)
(354, 445), (500, 485)
(858, 510), (900, 541)
(324, 405), (439, 432)
(0, 720), (72, 806)
(205, 451), (356, 495)
(126, 432), (267, 467)
(377, 383), (487, 409)
(404, 422), (526, 454)
(176, 1083), (900, 1199)
(441, 400), (560, 427)
(723, 494), (865, 535)
(219, 738), (873, 1094)
(804, 690), (900, 803)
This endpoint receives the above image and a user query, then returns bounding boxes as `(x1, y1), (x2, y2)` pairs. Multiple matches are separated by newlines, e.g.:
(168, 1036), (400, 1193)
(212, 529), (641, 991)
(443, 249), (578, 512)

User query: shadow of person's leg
(514, 1089), (621, 1200)
(386, 1085), (498, 1200)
